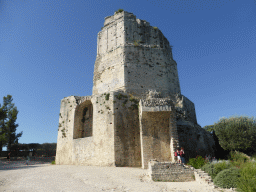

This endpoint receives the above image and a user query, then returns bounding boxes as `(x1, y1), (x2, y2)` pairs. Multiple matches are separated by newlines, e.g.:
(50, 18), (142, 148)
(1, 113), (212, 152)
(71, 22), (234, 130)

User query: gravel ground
(0, 159), (237, 192)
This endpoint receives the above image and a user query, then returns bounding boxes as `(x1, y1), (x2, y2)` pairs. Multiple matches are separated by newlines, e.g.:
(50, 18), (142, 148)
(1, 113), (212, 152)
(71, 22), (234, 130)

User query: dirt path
(0, 160), (235, 192)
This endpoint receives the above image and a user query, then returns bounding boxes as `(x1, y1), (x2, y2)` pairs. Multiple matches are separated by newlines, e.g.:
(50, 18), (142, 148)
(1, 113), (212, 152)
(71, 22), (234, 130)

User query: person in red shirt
(174, 149), (181, 164)
(180, 147), (185, 165)
(7, 152), (11, 162)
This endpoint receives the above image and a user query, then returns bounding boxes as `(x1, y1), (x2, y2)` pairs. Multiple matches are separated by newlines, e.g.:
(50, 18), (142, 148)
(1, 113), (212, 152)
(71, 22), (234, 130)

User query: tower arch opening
(73, 100), (93, 139)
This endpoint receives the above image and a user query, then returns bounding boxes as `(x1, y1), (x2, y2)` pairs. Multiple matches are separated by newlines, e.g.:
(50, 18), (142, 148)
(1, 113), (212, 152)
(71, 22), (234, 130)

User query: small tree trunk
(0, 141), (2, 157)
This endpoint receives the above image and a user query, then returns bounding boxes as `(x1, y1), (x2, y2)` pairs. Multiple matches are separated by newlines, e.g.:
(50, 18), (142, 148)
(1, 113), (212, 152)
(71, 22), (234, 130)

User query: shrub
(236, 161), (256, 192)
(229, 151), (250, 163)
(213, 167), (241, 189)
(201, 161), (232, 180)
(229, 151), (250, 169)
(115, 9), (123, 14)
(201, 163), (215, 178)
(213, 161), (233, 179)
(187, 155), (208, 169)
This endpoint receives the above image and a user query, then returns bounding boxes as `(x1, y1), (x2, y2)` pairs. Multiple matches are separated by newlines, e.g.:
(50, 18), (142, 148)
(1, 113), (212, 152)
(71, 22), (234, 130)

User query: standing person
(174, 149), (181, 164)
(174, 149), (178, 163)
(26, 155), (30, 165)
(180, 147), (185, 165)
(7, 152), (11, 162)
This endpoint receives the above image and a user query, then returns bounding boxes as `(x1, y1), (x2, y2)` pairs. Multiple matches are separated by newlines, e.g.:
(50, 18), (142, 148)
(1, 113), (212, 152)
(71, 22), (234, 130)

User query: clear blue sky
(1, 0), (255, 151)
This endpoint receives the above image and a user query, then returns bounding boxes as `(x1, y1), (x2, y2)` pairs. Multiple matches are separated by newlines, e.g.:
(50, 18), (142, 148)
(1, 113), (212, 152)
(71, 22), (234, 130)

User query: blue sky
(1, 0), (255, 151)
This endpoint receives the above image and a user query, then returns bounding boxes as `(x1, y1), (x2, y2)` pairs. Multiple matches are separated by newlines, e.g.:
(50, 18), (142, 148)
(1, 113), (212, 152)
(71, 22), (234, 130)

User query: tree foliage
(0, 95), (23, 152)
(203, 125), (214, 132)
(213, 115), (256, 153)
(0, 103), (9, 147)
(211, 130), (231, 159)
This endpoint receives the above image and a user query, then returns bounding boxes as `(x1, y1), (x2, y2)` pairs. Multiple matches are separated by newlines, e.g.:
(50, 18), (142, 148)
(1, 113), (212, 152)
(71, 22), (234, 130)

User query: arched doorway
(73, 100), (93, 139)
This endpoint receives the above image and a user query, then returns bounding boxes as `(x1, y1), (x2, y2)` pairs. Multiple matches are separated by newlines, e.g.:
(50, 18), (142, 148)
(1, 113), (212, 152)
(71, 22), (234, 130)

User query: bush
(229, 151), (250, 163)
(213, 161), (233, 179)
(201, 163), (216, 179)
(213, 167), (241, 189)
(115, 9), (123, 14)
(187, 155), (208, 169)
(213, 115), (256, 152)
(236, 161), (256, 192)
(229, 151), (251, 169)
(201, 161), (232, 180)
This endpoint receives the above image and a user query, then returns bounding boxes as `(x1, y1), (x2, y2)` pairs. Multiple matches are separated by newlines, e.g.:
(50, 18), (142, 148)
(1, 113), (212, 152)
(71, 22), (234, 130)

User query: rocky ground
(0, 157), (239, 192)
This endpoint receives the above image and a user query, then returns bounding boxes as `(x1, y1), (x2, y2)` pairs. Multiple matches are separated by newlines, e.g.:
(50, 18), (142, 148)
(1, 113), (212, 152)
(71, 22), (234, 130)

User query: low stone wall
(8, 156), (56, 162)
(148, 160), (195, 182)
(1, 150), (56, 157)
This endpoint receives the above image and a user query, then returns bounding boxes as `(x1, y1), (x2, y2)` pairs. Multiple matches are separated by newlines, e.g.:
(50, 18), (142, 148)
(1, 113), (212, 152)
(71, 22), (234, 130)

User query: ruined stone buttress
(56, 11), (216, 169)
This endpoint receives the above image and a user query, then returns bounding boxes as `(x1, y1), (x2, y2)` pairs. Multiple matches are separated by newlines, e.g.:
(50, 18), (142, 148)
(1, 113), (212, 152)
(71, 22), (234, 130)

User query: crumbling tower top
(93, 10), (181, 98)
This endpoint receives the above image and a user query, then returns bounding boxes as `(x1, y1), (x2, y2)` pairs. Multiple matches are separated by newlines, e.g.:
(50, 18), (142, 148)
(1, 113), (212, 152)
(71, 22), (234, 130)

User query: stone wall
(56, 95), (116, 167)
(113, 92), (141, 167)
(176, 120), (216, 162)
(56, 10), (217, 169)
(139, 96), (180, 169)
(93, 11), (181, 99)
(56, 96), (78, 165)
(174, 94), (197, 124)
(148, 161), (195, 182)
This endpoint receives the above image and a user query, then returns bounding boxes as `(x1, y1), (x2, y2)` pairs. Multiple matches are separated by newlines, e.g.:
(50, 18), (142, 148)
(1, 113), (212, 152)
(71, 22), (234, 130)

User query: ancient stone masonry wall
(176, 121), (216, 162)
(56, 96), (79, 165)
(73, 96), (93, 139)
(93, 48), (125, 95)
(122, 11), (181, 98)
(56, 10), (217, 169)
(90, 92), (115, 166)
(93, 13), (125, 95)
(174, 94), (197, 124)
(139, 94), (180, 169)
(113, 92), (141, 167)
(93, 11), (181, 98)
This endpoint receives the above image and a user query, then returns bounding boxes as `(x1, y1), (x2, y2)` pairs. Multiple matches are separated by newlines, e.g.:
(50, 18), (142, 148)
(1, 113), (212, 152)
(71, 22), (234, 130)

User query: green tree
(0, 102), (10, 155)
(203, 125), (214, 132)
(0, 103), (7, 120)
(0, 95), (23, 153)
(213, 115), (256, 153)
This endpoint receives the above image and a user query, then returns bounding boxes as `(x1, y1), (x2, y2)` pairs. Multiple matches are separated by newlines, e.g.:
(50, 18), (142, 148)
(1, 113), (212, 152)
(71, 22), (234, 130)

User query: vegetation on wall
(133, 40), (139, 47)
(105, 93), (110, 100)
(61, 127), (66, 138)
(115, 93), (128, 100)
(115, 9), (123, 14)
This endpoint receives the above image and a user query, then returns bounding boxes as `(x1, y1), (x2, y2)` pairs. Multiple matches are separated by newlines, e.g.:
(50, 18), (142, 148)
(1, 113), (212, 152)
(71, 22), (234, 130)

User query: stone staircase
(183, 164), (237, 191)
(148, 160), (237, 191)
(148, 161), (195, 182)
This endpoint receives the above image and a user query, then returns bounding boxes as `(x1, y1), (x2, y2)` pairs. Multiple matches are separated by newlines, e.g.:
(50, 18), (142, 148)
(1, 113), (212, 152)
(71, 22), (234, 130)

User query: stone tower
(55, 10), (216, 169)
